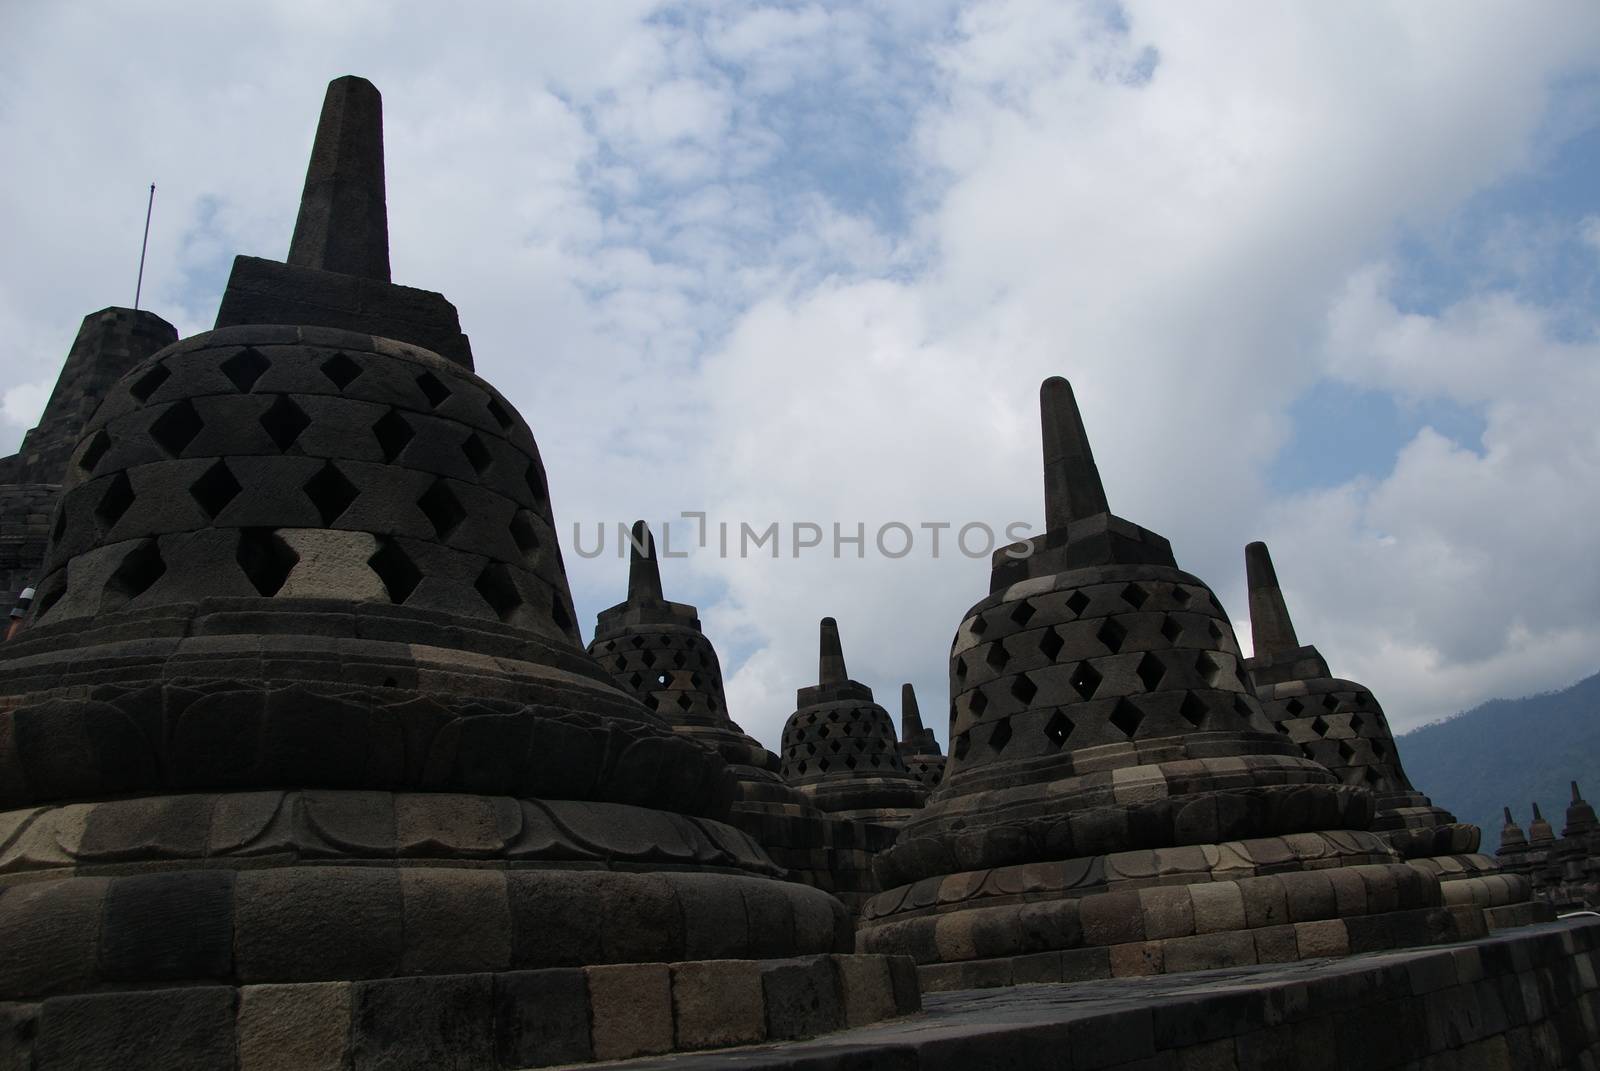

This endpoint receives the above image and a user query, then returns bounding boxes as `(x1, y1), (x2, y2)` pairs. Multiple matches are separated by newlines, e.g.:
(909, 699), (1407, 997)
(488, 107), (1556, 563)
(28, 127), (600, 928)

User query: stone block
(1238, 876), (1289, 929)
(236, 867), (403, 982)
(1191, 881), (1248, 935)
(1162, 931), (1257, 973)
(1111, 941), (1164, 977)
(36, 987), (237, 1071)
(350, 974), (495, 1071)
(0, 876), (108, 997)
(0, 1002), (38, 1071)
(1070, 1005), (1155, 1070)
(1138, 885), (1196, 939)
(586, 963), (673, 1061)
(672, 960), (766, 1050)
(398, 868), (511, 974)
(762, 956), (844, 1040)
(238, 982), (351, 1071)
(493, 969), (591, 1068)
(1082, 890), (1145, 946)
(506, 869), (604, 968)
(1293, 919), (1349, 959)
(833, 955), (897, 1027)
(887, 955), (922, 1015)
(100, 870), (236, 982)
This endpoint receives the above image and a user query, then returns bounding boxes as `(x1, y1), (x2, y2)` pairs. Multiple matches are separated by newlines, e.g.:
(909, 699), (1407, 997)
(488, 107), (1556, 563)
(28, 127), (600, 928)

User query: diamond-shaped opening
(221, 347), (270, 392)
(969, 614), (989, 637)
(1349, 713), (1365, 733)
(640, 650), (656, 669)
(689, 671), (702, 687)
(129, 363), (170, 402)
(1337, 740), (1356, 763)
(31, 575), (66, 620)
(1039, 627), (1064, 662)
(1160, 615), (1183, 644)
(417, 479), (467, 540)
(657, 672), (672, 687)
(1354, 693), (1369, 707)
(611, 655), (625, 672)
(1069, 661), (1102, 700)
(829, 739), (842, 754)
(827, 711), (840, 722)
(150, 398), (204, 456)
(1285, 698), (1305, 716)
(236, 528), (299, 597)
(817, 724), (831, 739)
(1322, 693), (1340, 712)
(969, 689), (989, 716)
(416, 370), (451, 408)
(1179, 691), (1208, 729)
(190, 459), (242, 519)
(1207, 620), (1226, 643)
(706, 697), (719, 714)
(52, 506), (66, 542)
(509, 511), (540, 556)
(303, 462), (359, 526)
(1110, 698), (1145, 739)
(368, 538), (422, 604)
(676, 694), (693, 712)
(1172, 585), (1192, 606)
(953, 732), (971, 760)
(486, 395), (514, 430)
(1310, 715), (1329, 737)
(844, 755), (858, 770)
(1010, 673), (1038, 706)
(461, 432), (493, 474)
(1065, 590), (1090, 617)
(1097, 618), (1127, 654)
(1134, 652), (1165, 692)
(259, 395), (310, 451)
(1044, 709), (1074, 747)
(103, 538), (166, 609)
(1371, 738), (1385, 759)
(985, 641), (1011, 672)
(627, 672), (644, 689)
(1194, 651), (1222, 687)
(1363, 766), (1381, 785)
(672, 651), (686, 668)
(644, 695), (660, 711)
(990, 717), (1013, 751)
(525, 462), (548, 504)
(320, 352), (363, 390)
(79, 429), (111, 474)
(373, 409), (414, 463)
(1121, 582), (1148, 609)
(95, 471), (136, 529)
(1010, 600), (1036, 627)
(474, 562), (523, 622)
(1234, 695), (1255, 719)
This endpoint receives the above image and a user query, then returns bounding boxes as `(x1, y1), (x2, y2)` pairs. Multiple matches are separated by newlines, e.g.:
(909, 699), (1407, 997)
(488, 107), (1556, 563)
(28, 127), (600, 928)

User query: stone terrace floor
(574, 917), (1600, 1070)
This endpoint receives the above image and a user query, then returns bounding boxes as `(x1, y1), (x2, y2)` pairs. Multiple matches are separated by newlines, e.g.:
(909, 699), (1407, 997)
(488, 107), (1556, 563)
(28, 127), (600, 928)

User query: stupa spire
(627, 520), (664, 603)
(288, 75), (391, 281)
(1041, 377), (1109, 531)
(819, 617), (848, 686)
(900, 683), (925, 745)
(1245, 541), (1300, 658)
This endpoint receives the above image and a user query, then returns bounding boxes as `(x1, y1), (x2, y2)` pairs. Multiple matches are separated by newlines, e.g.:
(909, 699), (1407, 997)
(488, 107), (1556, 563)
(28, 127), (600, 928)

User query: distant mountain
(1396, 670), (1600, 854)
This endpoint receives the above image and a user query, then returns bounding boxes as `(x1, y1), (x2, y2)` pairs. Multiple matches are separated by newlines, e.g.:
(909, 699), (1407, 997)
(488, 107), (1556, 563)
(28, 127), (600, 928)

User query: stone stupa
(896, 683), (947, 790)
(587, 520), (814, 819)
(779, 618), (929, 823)
(1241, 540), (1538, 927)
(857, 377), (1484, 990)
(0, 76), (911, 1070)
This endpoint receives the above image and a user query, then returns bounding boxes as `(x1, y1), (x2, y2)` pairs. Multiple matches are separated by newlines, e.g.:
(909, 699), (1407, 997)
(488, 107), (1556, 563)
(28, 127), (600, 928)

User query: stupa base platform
(0, 953), (920, 1070)
(580, 917), (1600, 1070)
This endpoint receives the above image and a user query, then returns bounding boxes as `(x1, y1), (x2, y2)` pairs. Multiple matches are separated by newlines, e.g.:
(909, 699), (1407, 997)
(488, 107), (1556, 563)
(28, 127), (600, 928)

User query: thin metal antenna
(134, 183), (155, 310)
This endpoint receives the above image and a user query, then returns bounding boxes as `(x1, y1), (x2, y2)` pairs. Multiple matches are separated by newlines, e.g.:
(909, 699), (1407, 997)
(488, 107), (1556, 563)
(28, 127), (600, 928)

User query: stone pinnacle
(901, 683), (925, 745)
(288, 75), (391, 281)
(819, 617), (848, 686)
(1040, 376), (1110, 532)
(1245, 541), (1301, 658)
(627, 520), (664, 603)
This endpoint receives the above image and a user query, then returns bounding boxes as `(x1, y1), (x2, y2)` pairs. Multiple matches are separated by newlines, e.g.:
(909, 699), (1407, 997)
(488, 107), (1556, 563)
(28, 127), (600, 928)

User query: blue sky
(3, 2), (1599, 752)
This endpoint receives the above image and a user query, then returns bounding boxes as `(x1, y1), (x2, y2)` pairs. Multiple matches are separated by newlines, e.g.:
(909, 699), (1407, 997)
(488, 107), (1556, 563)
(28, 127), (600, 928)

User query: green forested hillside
(1397, 671), (1600, 854)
